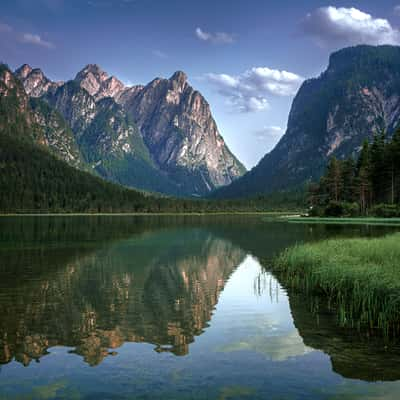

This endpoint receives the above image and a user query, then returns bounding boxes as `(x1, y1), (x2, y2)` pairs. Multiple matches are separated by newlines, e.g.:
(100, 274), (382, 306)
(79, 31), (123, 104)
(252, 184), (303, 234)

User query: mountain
(0, 63), (175, 213)
(118, 70), (246, 194)
(213, 45), (400, 198)
(16, 63), (245, 196)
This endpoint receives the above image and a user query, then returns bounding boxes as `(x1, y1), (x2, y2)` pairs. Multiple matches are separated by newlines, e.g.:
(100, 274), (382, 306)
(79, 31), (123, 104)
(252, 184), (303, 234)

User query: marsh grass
(274, 233), (400, 336)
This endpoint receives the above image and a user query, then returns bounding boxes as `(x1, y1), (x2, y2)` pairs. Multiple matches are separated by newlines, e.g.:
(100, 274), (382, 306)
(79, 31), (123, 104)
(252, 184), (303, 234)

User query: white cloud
(205, 67), (303, 113)
(20, 33), (55, 49)
(152, 49), (168, 59)
(254, 126), (284, 140)
(395, 5), (400, 16)
(195, 27), (235, 44)
(302, 6), (400, 47)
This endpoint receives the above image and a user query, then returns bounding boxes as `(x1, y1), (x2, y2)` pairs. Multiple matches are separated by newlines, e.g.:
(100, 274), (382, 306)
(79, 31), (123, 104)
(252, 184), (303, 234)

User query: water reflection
(0, 215), (400, 396)
(0, 225), (244, 366)
(287, 291), (400, 382)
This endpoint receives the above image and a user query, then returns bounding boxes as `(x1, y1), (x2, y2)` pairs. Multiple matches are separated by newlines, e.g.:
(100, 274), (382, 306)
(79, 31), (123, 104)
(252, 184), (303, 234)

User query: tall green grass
(274, 233), (400, 336)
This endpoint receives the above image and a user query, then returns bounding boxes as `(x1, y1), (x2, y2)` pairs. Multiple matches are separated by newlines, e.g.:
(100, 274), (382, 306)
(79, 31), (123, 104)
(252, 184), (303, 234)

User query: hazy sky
(1, 0), (400, 168)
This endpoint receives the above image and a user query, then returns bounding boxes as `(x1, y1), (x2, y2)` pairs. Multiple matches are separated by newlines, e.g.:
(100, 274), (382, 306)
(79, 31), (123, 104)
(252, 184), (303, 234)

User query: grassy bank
(286, 217), (400, 226)
(273, 233), (400, 336)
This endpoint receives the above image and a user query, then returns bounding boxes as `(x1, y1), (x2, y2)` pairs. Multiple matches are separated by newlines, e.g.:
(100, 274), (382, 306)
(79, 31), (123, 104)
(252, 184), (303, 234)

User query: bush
(309, 205), (324, 217)
(323, 201), (359, 217)
(370, 204), (400, 218)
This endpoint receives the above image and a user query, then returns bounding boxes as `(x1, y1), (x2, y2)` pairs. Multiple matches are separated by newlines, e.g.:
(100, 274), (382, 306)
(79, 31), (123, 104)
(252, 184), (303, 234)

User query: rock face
(15, 63), (245, 196)
(119, 71), (246, 193)
(30, 98), (84, 168)
(15, 64), (63, 98)
(0, 64), (81, 166)
(214, 45), (400, 198)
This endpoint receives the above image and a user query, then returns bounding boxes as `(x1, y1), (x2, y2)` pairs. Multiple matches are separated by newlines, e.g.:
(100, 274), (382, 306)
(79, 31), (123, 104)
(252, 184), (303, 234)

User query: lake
(1, 215), (400, 399)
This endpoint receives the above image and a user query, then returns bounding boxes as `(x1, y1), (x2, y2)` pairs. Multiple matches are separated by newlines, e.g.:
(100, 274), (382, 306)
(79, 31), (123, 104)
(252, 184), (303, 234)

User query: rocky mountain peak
(169, 71), (187, 92)
(15, 64), (33, 79)
(76, 64), (108, 81)
(14, 65), (61, 98)
(74, 64), (109, 96)
(11, 61), (245, 196)
(74, 64), (126, 100)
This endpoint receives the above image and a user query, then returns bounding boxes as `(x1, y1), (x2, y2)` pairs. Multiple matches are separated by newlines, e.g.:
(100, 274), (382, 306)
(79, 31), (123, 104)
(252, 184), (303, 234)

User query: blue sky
(1, 0), (400, 168)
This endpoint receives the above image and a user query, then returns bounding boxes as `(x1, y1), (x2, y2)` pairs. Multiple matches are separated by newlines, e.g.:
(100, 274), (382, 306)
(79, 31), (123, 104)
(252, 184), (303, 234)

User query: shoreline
(0, 211), (300, 217)
(273, 233), (400, 336)
(285, 216), (400, 225)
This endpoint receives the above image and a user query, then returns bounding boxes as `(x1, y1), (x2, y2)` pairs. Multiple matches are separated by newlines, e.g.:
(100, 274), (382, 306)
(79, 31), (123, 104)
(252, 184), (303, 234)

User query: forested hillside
(309, 129), (400, 217)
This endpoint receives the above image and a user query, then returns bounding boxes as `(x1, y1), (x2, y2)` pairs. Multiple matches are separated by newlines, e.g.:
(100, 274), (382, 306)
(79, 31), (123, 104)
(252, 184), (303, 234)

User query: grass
(273, 233), (400, 336)
(286, 217), (400, 226)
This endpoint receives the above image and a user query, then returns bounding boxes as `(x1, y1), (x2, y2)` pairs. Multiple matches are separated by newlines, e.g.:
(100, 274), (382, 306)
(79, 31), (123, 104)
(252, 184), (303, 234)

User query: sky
(2, 0), (400, 168)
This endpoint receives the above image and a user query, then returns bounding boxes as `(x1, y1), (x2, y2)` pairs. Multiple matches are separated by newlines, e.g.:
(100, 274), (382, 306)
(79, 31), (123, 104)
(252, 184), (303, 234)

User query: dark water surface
(1, 215), (400, 399)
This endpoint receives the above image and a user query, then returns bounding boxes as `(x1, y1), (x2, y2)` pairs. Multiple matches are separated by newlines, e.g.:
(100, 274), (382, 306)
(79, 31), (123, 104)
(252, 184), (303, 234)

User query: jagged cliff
(0, 65), (82, 165)
(15, 63), (245, 196)
(118, 70), (246, 193)
(214, 45), (400, 198)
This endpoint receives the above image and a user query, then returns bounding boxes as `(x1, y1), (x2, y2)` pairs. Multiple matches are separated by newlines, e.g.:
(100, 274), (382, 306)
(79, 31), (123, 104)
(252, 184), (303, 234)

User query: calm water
(1, 216), (400, 399)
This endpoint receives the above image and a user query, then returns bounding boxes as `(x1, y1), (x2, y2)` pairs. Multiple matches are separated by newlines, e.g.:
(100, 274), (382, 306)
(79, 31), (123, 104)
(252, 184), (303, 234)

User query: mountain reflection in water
(1, 215), (400, 391)
(0, 219), (244, 366)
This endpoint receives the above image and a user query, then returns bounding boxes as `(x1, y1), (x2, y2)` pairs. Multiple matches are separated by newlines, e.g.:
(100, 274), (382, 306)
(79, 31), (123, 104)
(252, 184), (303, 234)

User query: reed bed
(274, 233), (400, 336)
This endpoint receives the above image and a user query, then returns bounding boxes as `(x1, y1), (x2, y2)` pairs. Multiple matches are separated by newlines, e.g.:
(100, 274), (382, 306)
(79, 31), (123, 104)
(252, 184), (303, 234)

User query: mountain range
(214, 45), (400, 198)
(14, 63), (245, 197)
(2, 44), (400, 207)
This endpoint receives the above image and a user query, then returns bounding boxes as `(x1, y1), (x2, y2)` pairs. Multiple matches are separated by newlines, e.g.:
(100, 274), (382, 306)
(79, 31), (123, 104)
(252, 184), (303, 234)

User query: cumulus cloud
(301, 6), (400, 47)
(205, 67), (303, 113)
(20, 33), (55, 49)
(254, 126), (284, 140)
(195, 27), (235, 44)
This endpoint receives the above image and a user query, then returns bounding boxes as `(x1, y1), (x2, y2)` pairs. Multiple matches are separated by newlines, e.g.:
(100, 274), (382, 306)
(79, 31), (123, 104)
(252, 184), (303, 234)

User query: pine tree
(356, 140), (372, 214)
(324, 157), (343, 202)
(369, 131), (386, 203)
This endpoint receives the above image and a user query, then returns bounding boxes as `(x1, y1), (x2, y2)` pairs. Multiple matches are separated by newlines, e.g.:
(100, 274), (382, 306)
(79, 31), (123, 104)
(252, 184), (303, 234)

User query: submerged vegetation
(273, 233), (400, 336)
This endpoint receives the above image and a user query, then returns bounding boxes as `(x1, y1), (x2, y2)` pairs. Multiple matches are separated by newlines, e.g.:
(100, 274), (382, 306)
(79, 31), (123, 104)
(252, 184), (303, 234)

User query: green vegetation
(309, 129), (400, 217)
(0, 130), (305, 213)
(0, 62), (305, 213)
(287, 217), (400, 226)
(213, 45), (400, 199)
(274, 233), (400, 336)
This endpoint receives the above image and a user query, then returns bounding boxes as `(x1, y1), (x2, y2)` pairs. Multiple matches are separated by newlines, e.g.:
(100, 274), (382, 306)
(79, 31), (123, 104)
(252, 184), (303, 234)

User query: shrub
(324, 201), (360, 217)
(370, 204), (400, 218)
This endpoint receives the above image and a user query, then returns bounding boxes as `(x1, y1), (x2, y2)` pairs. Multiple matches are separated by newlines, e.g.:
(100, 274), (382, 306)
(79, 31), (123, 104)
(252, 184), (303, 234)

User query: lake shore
(273, 233), (400, 336)
(0, 211), (301, 217)
(285, 216), (400, 226)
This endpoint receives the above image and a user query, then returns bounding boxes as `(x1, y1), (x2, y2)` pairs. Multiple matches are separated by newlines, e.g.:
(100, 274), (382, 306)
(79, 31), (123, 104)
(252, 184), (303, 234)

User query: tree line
(309, 129), (400, 217)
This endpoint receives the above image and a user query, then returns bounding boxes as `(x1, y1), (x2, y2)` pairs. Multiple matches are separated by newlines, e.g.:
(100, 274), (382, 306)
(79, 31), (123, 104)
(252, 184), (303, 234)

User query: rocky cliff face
(15, 64), (63, 97)
(15, 63), (245, 196)
(30, 98), (84, 168)
(119, 71), (246, 193)
(214, 45), (400, 198)
(0, 64), (82, 165)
